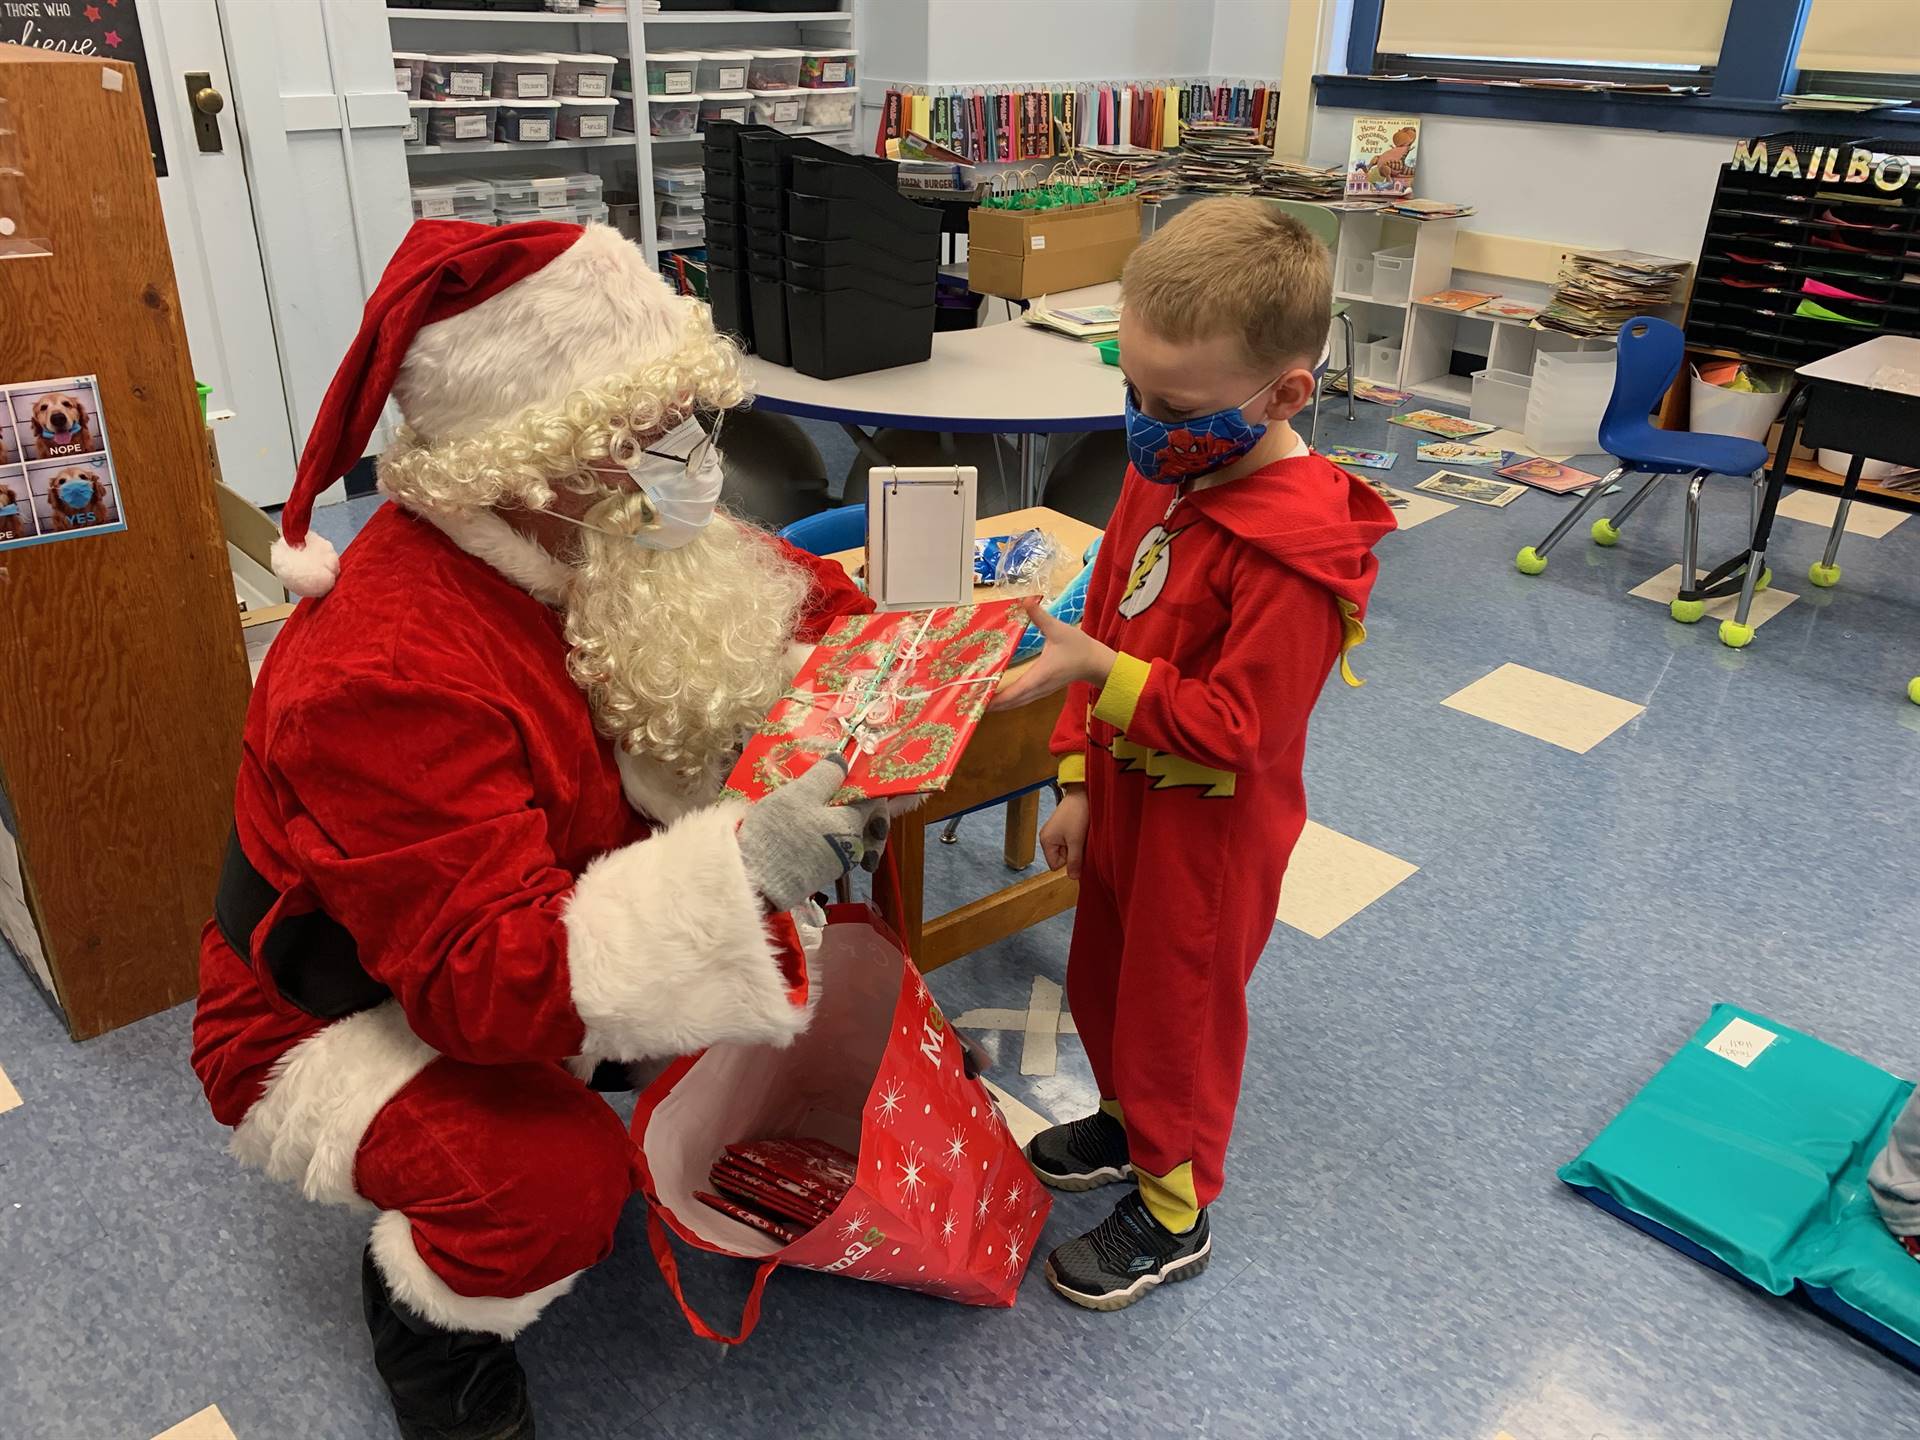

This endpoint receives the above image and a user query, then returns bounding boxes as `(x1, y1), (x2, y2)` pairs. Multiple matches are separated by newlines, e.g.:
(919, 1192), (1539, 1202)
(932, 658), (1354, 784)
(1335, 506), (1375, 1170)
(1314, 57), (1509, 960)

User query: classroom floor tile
(1775, 487), (1911, 539)
(152, 1407), (238, 1440)
(1380, 486), (1456, 530)
(1441, 663), (1645, 755)
(1628, 564), (1800, 627)
(0, 1062), (18, 1115)
(1276, 821), (1419, 940)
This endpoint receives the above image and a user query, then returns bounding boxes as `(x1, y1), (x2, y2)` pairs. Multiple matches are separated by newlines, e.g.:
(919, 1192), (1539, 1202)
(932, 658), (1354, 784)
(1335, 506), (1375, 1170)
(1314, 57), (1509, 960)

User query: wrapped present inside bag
(633, 904), (1051, 1343)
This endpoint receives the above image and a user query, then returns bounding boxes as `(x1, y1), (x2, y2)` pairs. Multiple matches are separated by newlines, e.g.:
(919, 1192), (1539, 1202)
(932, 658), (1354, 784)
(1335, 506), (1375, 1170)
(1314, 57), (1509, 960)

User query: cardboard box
(967, 196), (1141, 301)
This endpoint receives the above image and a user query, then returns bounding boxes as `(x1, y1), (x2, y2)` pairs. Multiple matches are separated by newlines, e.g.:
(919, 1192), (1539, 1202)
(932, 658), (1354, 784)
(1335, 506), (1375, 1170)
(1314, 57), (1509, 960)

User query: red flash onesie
(1049, 442), (1393, 1230)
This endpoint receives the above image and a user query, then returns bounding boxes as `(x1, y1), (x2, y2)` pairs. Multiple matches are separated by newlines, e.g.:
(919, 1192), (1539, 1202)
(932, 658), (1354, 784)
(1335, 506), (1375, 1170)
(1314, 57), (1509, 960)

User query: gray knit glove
(737, 754), (890, 911)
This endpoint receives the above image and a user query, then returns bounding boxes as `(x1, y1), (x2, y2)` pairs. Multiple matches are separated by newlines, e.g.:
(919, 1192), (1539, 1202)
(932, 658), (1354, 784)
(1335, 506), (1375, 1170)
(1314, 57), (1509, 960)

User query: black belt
(215, 828), (391, 1020)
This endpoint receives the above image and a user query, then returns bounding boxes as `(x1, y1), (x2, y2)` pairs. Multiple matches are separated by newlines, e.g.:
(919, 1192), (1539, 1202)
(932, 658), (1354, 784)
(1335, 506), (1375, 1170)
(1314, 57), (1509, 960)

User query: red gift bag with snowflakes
(631, 904), (1050, 1343)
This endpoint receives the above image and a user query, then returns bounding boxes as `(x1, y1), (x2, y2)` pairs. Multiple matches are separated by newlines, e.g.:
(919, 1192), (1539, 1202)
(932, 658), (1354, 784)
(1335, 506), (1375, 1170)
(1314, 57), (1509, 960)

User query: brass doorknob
(193, 85), (225, 117)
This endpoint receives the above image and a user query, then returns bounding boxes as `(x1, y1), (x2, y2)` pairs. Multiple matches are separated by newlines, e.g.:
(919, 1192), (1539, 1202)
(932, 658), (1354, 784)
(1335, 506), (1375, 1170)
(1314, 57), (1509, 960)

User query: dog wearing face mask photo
(0, 480), (25, 541)
(45, 465), (110, 530)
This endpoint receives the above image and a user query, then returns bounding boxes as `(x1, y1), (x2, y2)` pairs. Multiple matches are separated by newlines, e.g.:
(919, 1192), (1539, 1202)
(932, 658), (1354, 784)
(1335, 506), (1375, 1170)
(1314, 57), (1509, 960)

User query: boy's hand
(1040, 786), (1090, 879)
(989, 600), (1118, 711)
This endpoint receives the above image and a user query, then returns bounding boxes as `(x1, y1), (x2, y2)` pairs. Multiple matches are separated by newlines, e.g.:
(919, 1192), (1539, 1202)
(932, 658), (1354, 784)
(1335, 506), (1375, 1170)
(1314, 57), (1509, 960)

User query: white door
(140, 0), (300, 506)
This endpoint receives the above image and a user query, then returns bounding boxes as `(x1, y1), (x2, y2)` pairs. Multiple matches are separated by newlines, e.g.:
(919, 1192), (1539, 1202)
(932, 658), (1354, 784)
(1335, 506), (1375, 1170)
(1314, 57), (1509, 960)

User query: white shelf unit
(386, 4), (856, 272)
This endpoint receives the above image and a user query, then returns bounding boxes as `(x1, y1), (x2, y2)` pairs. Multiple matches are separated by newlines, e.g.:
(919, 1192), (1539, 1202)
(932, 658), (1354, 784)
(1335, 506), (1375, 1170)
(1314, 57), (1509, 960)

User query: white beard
(563, 514), (808, 790)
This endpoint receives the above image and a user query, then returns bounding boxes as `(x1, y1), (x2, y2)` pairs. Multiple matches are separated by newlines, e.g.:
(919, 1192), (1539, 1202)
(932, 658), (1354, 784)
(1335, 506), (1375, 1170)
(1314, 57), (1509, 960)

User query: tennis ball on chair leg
(1515, 546), (1547, 575)
(1809, 561), (1842, 588)
(1669, 597), (1706, 624)
(1908, 676), (1920, 706)
(1591, 518), (1621, 547)
(1719, 619), (1755, 649)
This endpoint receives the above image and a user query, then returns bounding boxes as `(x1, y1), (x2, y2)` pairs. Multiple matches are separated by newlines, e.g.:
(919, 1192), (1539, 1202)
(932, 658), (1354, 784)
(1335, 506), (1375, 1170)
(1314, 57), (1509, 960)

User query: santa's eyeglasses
(639, 410), (725, 475)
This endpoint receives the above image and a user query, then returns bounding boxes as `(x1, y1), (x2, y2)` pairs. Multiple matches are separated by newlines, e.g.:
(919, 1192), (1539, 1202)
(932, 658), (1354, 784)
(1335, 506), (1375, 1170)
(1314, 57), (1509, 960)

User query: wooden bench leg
(1003, 790), (1040, 870)
(886, 809), (926, 961)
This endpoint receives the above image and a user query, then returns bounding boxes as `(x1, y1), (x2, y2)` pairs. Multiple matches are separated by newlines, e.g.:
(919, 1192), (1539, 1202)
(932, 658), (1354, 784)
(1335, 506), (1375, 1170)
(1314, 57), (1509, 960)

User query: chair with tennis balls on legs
(1515, 317), (1772, 640)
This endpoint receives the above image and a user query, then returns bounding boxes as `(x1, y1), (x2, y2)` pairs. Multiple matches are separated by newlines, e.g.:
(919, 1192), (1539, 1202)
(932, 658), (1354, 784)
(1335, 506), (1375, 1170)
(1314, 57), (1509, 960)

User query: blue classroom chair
(1514, 317), (1772, 645)
(778, 503), (867, 556)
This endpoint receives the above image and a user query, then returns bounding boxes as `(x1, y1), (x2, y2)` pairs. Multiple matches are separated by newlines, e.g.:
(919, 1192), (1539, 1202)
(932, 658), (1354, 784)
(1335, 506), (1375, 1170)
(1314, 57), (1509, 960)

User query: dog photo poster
(0, 375), (128, 550)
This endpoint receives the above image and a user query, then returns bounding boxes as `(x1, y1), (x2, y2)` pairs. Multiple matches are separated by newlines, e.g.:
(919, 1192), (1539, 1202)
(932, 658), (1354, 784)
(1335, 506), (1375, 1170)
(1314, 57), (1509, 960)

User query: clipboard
(866, 465), (976, 611)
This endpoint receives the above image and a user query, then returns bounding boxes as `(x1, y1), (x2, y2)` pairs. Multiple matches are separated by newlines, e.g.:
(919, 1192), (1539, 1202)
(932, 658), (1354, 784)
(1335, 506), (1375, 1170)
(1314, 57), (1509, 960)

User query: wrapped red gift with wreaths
(724, 598), (1029, 804)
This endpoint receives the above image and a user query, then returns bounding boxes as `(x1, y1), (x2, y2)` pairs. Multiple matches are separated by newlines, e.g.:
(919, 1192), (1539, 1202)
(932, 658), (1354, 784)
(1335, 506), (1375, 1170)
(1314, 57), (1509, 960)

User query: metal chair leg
(1339, 310), (1356, 420)
(940, 816), (963, 845)
(1667, 471), (1709, 623)
(1609, 473), (1663, 529)
(1517, 466), (1624, 574)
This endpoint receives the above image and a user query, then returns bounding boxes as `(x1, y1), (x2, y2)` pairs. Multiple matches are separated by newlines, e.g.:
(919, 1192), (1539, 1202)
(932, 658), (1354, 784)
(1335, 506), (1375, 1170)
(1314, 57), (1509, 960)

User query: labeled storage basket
(746, 48), (804, 90)
(552, 53), (616, 98)
(558, 98), (617, 139)
(798, 48), (857, 88)
(393, 52), (427, 98)
(696, 50), (753, 93)
(645, 51), (701, 96)
(749, 89), (808, 127)
(803, 87), (858, 131)
(650, 96), (703, 137)
(493, 54), (558, 100)
(423, 54), (494, 100)
(496, 99), (560, 144)
(424, 100), (498, 147)
(411, 178), (495, 221)
(403, 99), (432, 148)
(701, 93), (754, 129)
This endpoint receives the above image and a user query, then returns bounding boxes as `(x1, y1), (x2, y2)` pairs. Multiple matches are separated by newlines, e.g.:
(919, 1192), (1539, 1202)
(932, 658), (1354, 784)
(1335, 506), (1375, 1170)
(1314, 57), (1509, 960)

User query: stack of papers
(1257, 160), (1345, 201)
(1382, 197), (1475, 221)
(1538, 249), (1690, 337)
(1172, 123), (1273, 194)
(1025, 300), (1121, 339)
(1076, 143), (1177, 200)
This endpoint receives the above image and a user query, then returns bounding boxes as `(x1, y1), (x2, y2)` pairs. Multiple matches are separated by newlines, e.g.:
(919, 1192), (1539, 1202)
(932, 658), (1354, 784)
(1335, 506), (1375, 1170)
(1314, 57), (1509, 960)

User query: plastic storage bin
(496, 99), (560, 144)
(493, 54), (558, 100)
(1370, 245), (1415, 305)
(425, 101), (498, 147)
(423, 55), (494, 100)
(403, 100), (432, 148)
(1689, 367), (1789, 443)
(701, 93), (753, 129)
(749, 88), (807, 127)
(491, 172), (600, 210)
(786, 283), (935, 380)
(393, 52), (426, 98)
(659, 216), (707, 248)
(802, 87), (858, 131)
(1362, 342), (1402, 383)
(576, 201), (610, 226)
(1340, 255), (1374, 298)
(1470, 367), (1532, 432)
(1524, 349), (1619, 456)
(552, 53), (616, 99)
(653, 164), (704, 196)
(798, 48), (857, 88)
(783, 233), (934, 285)
(746, 49), (803, 90)
(614, 96), (638, 134)
(411, 178), (495, 221)
(558, 98), (616, 139)
(696, 50), (752, 93)
(646, 51), (701, 96)
(651, 96), (703, 137)
(657, 194), (706, 221)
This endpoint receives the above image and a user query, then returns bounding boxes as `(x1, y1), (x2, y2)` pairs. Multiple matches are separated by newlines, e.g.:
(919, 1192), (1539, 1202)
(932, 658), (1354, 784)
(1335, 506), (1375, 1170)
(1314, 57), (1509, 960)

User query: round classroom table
(744, 281), (1124, 510)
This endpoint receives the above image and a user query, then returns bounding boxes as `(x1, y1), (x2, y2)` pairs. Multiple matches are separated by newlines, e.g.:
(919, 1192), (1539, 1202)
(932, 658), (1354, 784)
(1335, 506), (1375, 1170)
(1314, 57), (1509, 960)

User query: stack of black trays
(1684, 130), (1920, 371)
(702, 122), (775, 347)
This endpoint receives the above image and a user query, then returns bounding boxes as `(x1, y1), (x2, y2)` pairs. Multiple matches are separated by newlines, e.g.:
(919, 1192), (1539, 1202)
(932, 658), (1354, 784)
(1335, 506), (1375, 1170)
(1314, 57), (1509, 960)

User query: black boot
(361, 1246), (536, 1440)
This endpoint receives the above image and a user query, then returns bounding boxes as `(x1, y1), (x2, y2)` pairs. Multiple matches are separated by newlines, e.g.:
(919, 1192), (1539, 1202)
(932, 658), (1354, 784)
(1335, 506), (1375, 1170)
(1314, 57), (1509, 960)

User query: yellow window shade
(1797, 0), (1920, 75)
(1377, 0), (1733, 68)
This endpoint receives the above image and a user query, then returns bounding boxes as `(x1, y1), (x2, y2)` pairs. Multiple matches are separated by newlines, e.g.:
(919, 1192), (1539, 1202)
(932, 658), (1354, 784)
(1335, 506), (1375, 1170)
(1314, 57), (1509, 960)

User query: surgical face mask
(0, 503), (18, 518)
(57, 478), (95, 508)
(1124, 378), (1277, 484)
(551, 413), (725, 550)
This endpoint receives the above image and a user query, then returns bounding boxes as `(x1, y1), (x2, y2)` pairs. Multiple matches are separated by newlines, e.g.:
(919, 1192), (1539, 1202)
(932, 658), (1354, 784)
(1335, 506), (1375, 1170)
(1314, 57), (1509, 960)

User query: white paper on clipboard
(867, 466), (976, 611)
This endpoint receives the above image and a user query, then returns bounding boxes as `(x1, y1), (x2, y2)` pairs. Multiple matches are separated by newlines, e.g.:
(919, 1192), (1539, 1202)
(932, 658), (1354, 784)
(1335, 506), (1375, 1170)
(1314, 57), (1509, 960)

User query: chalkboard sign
(2, 0), (166, 177)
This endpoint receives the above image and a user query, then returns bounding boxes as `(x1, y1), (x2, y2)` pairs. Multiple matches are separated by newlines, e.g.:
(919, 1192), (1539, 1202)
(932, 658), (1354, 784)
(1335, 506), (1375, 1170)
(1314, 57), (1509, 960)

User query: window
(1371, 0), (1733, 82)
(1795, 0), (1920, 102)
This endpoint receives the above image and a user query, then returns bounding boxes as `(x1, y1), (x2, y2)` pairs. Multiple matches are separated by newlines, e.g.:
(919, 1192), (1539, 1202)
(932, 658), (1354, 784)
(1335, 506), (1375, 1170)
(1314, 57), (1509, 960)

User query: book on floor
(1321, 444), (1397, 470)
(1324, 375), (1413, 406)
(1388, 409), (1500, 439)
(1416, 440), (1504, 465)
(1415, 470), (1526, 507)
(1496, 456), (1605, 494)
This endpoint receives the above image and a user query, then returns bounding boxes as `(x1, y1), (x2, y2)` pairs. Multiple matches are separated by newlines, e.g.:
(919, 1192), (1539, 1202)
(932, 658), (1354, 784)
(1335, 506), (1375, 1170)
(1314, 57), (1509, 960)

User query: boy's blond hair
(1121, 197), (1332, 373)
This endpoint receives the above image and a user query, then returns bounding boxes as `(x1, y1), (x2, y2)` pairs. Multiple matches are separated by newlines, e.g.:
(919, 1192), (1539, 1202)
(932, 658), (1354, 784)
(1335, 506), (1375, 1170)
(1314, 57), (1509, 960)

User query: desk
(1734, 338), (1920, 693)
(829, 506), (1102, 968)
(748, 283), (1125, 511)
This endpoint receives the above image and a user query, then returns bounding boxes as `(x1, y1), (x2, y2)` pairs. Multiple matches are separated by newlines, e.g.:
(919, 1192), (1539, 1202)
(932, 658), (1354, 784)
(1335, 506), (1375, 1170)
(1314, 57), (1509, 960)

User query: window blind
(1375, 0), (1733, 69)
(1797, 0), (1920, 75)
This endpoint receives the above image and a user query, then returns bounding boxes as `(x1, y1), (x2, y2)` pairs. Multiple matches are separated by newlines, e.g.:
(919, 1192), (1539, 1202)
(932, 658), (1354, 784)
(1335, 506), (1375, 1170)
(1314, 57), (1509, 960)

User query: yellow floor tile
(0, 1063), (18, 1116)
(1628, 564), (1799, 628)
(1775, 487), (1910, 539)
(1277, 821), (1419, 940)
(1379, 486), (1456, 530)
(1442, 663), (1645, 755)
(152, 1407), (237, 1440)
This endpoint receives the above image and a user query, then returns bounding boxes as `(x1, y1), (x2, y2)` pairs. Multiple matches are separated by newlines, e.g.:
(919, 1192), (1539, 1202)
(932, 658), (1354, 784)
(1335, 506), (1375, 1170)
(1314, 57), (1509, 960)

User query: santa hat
(270, 219), (585, 599)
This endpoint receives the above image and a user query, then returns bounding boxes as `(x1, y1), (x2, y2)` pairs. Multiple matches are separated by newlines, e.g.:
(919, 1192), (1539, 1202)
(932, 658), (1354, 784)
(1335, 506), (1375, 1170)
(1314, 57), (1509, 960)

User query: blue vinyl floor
(4, 399), (1920, 1439)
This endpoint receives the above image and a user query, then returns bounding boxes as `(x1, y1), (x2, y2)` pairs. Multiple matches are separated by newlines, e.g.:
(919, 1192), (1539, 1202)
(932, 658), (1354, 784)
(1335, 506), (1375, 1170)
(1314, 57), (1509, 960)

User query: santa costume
(190, 219), (872, 1438)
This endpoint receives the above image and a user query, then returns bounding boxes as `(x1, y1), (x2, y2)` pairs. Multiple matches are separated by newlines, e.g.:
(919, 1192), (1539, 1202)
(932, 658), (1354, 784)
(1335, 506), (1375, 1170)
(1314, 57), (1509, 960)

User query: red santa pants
(355, 1056), (642, 1312)
(1066, 752), (1289, 1232)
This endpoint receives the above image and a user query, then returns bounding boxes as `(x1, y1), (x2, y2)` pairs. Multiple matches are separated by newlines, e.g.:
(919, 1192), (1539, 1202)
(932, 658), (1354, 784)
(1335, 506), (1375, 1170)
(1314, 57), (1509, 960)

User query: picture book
(1387, 409), (1500, 439)
(1325, 375), (1413, 406)
(1346, 115), (1420, 199)
(1474, 297), (1544, 322)
(1415, 471), (1526, 507)
(1418, 289), (1496, 312)
(1495, 456), (1605, 494)
(1416, 441), (1504, 465)
(1322, 445), (1396, 471)
(1024, 301), (1121, 339)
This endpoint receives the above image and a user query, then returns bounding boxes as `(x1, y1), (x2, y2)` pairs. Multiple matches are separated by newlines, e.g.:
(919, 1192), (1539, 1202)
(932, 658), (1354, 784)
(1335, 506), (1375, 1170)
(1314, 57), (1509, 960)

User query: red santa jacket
(191, 503), (871, 1159)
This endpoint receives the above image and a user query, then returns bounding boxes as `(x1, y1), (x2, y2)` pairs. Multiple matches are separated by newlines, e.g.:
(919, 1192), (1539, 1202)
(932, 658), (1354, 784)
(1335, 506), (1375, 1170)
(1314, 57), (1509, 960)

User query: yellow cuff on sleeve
(1056, 752), (1088, 786)
(1092, 652), (1152, 732)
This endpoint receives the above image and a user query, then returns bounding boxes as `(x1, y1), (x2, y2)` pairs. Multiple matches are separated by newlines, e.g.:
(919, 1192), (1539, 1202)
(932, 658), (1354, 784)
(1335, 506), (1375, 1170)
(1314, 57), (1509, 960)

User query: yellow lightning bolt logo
(1108, 736), (1237, 797)
(1118, 525), (1183, 618)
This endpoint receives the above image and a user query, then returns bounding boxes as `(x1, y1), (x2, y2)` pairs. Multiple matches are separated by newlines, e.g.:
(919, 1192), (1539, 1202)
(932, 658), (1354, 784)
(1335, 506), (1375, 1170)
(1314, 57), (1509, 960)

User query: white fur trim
(270, 532), (341, 599)
(230, 1004), (437, 1206)
(417, 505), (574, 606)
(368, 1210), (578, 1339)
(783, 642), (814, 684)
(395, 225), (691, 445)
(564, 801), (810, 1061)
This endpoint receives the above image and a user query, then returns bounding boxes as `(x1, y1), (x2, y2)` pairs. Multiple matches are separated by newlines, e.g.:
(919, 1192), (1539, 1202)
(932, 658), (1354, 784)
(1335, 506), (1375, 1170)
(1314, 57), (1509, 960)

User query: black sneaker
(1044, 1190), (1211, 1311)
(1025, 1110), (1131, 1191)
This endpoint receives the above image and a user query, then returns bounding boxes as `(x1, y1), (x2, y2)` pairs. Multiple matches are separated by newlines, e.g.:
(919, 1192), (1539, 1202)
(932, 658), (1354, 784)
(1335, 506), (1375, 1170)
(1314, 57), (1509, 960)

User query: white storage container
(575, 201), (610, 226)
(1816, 447), (1916, 481)
(1370, 245), (1415, 306)
(1363, 342), (1402, 383)
(393, 52), (427, 98)
(558, 98), (617, 140)
(650, 95), (703, 138)
(1524, 349), (1619, 456)
(1470, 368), (1532, 432)
(422, 54), (494, 100)
(424, 100), (498, 147)
(652, 164), (704, 197)
(749, 88), (807, 127)
(493, 54), (558, 100)
(552, 53), (616, 99)
(615, 96), (639, 134)
(802, 86), (858, 131)
(646, 51), (701, 96)
(496, 98), (560, 144)
(1689, 367), (1789, 443)
(657, 194), (705, 221)
(403, 99), (432, 148)
(699, 92), (752, 129)
(746, 48), (804, 90)
(1339, 255), (1374, 299)
(607, 199), (644, 241)
(695, 50), (752, 94)
(798, 48), (857, 88)
(412, 178), (495, 221)
(658, 216), (706, 248)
